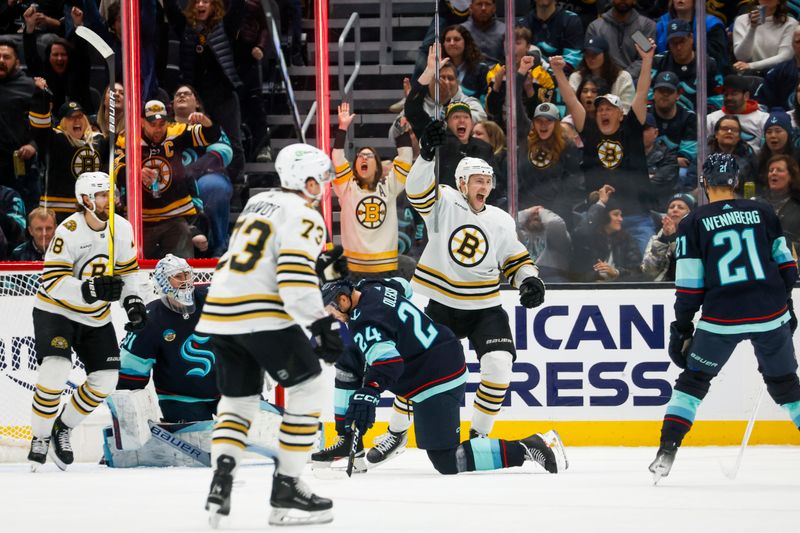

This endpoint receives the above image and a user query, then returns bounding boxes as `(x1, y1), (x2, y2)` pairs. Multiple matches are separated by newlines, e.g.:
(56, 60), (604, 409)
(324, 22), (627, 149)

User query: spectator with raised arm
(733, 0), (798, 75)
(568, 35), (634, 113)
(552, 36), (658, 253)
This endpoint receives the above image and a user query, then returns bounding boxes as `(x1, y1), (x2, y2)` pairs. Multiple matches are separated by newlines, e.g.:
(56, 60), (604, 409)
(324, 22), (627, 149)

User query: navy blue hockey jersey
(349, 279), (467, 402)
(674, 199), (798, 334)
(118, 288), (219, 402)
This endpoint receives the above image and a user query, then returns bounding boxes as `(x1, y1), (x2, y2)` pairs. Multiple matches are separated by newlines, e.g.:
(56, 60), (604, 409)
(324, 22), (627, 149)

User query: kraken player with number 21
(28, 171), (146, 471)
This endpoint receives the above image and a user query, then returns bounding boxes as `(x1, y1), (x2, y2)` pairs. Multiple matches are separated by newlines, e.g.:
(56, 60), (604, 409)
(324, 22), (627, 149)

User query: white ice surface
(1, 446), (798, 533)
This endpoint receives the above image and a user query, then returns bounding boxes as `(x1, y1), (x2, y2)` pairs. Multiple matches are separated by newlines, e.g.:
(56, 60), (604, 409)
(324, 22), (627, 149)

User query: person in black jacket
(164, 0), (245, 182)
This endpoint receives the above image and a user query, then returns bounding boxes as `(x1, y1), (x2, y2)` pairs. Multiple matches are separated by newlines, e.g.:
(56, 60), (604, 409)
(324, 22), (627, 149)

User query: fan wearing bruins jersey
(29, 78), (108, 219)
(405, 120), (546, 439)
(28, 172), (147, 472)
(332, 102), (413, 277)
(114, 100), (221, 259)
(196, 144), (344, 527)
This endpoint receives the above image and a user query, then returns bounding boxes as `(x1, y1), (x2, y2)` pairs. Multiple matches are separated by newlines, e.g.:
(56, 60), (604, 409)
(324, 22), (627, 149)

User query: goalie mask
(153, 254), (195, 318)
(274, 143), (333, 201)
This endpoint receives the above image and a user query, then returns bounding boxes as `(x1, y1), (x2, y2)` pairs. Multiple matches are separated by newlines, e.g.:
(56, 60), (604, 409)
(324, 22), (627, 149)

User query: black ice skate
(311, 433), (366, 473)
(520, 430), (568, 473)
(649, 442), (678, 485)
(28, 436), (50, 472)
(206, 455), (235, 529)
(49, 417), (73, 471)
(269, 473), (333, 526)
(366, 429), (408, 468)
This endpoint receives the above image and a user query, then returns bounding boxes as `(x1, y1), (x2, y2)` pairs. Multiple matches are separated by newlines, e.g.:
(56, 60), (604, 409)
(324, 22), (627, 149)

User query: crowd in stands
(1, 0), (800, 287)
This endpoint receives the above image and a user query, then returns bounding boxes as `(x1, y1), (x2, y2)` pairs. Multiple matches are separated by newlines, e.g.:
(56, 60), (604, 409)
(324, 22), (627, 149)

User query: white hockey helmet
(153, 254), (195, 318)
(75, 171), (111, 217)
(274, 143), (333, 200)
(455, 157), (495, 192)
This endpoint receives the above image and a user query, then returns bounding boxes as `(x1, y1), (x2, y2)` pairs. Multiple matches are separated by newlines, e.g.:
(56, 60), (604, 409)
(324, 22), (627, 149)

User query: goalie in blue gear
(316, 277), (568, 476)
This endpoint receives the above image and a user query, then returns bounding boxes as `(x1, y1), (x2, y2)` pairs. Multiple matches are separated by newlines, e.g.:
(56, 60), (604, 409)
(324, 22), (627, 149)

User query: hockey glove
(81, 275), (123, 304)
(789, 298), (797, 335)
(123, 296), (147, 331)
(345, 386), (380, 434)
(519, 276), (546, 309)
(315, 245), (349, 282)
(419, 119), (446, 161)
(310, 315), (344, 363)
(668, 321), (694, 369)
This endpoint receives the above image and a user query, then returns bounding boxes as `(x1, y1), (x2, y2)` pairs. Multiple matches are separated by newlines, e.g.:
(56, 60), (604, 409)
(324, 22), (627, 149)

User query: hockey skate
(28, 436), (50, 472)
(520, 430), (568, 473)
(649, 442), (678, 485)
(206, 455), (235, 529)
(269, 473), (333, 526)
(366, 429), (408, 468)
(49, 417), (73, 471)
(311, 433), (366, 474)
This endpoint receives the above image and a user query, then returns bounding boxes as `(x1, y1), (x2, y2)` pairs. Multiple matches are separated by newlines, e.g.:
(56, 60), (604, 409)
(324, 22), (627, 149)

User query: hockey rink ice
(1, 446), (798, 532)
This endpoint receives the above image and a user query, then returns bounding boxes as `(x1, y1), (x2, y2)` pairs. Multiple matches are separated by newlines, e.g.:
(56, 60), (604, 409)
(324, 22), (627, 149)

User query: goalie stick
(75, 26), (117, 273)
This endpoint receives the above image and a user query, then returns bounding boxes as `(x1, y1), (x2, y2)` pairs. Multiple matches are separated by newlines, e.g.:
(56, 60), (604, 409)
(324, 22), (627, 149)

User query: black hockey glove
(345, 386), (380, 434)
(668, 321), (694, 369)
(315, 245), (349, 282)
(789, 298), (797, 335)
(123, 296), (147, 332)
(419, 119), (446, 161)
(310, 315), (344, 363)
(81, 275), (123, 304)
(519, 276), (546, 309)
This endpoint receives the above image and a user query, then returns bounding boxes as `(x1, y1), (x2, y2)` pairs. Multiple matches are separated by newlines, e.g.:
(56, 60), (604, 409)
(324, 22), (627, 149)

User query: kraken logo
(356, 196), (387, 229)
(180, 334), (215, 378)
(448, 225), (488, 267)
(597, 140), (623, 169)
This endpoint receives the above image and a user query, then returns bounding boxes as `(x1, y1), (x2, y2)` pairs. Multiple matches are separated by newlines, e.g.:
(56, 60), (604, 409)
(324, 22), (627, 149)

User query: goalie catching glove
(310, 315), (344, 363)
(123, 296), (147, 331)
(82, 275), (123, 303)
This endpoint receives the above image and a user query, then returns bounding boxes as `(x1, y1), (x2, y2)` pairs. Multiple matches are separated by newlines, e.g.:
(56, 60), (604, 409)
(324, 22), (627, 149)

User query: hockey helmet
(75, 171), (111, 217)
(321, 279), (354, 309)
(455, 157), (495, 192)
(701, 153), (739, 188)
(274, 143), (333, 200)
(153, 254), (195, 318)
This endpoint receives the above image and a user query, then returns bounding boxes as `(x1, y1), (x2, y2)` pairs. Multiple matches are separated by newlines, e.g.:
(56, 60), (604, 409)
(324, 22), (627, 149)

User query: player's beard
(95, 208), (109, 222)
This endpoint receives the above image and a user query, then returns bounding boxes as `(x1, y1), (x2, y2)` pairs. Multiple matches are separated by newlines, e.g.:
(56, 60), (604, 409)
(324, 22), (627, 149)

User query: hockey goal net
(0, 260), (218, 460)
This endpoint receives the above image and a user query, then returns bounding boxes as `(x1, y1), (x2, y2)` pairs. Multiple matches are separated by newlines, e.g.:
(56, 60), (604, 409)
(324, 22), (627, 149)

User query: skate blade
(365, 447), (406, 470)
(268, 507), (333, 526)
(29, 461), (44, 473)
(312, 458), (368, 480)
(542, 430), (569, 473)
(650, 464), (669, 485)
(47, 448), (69, 471)
(207, 506), (223, 529)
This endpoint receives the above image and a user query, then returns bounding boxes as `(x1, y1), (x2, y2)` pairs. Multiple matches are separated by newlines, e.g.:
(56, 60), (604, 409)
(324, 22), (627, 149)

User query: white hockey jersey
(332, 150), (411, 273)
(406, 157), (538, 310)
(196, 190), (328, 334)
(35, 212), (141, 326)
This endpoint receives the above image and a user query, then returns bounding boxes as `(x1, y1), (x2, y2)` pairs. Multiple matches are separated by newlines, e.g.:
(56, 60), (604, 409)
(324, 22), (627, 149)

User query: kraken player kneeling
(650, 154), (800, 483)
(321, 278), (568, 476)
(28, 172), (146, 471)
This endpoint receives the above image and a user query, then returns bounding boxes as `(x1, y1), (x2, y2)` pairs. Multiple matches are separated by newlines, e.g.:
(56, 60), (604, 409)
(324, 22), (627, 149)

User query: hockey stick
(345, 423), (361, 477)
(722, 384), (766, 480)
(75, 26), (116, 274)
(432, 0), (440, 234)
(149, 421), (212, 467)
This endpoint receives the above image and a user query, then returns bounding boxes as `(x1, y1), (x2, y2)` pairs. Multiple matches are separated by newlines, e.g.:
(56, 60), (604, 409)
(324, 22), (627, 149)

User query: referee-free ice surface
(1, 446), (798, 532)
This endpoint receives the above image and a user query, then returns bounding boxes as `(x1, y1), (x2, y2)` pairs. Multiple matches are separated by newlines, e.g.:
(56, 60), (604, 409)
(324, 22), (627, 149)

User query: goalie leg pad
(30, 356), (72, 437)
(471, 350), (512, 436)
(212, 395), (259, 473)
(278, 373), (324, 478)
(60, 369), (118, 429)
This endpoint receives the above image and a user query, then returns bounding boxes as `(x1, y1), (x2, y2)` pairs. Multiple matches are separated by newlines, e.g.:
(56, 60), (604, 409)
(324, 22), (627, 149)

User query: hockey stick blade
(346, 424), (361, 477)
(148, 421), (211, 467)
(75, 26), (114, 59)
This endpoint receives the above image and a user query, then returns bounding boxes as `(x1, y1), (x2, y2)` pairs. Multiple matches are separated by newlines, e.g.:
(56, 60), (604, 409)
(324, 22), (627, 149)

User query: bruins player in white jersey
(406, 120), (546, 438)
(196, 144), (344, 528)
(28, 171), (146, 471)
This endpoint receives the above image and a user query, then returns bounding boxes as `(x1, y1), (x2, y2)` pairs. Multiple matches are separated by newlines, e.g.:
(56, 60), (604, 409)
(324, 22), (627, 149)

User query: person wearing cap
(654, 0), (730, 74)
(649, 152), (800, 483)
(527, 0), (584, 70)
(756, 109), (800, 185)
(584, 0), (656, 79)
(569, 184), (643, 282)
(649, 70), (698, 176)
(552, 35), (658, 254)
(641, 192), (696, 281)
(644, 112), (680, 208)
(652, 18), (724, 114)
(114, 99), (221, 259)
(568, 34), (635, 113)
(29, 76), (109, 221)
(757, 153), (800, 254)
(516, 99), (583, 226)
(706, 75), (770, 152)
(761, 26), (800, 110)
(733, 0), (799, 75)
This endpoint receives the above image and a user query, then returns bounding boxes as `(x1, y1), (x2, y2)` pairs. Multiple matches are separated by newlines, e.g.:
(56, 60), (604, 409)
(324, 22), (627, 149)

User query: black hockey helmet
(321, 279), (354, 307)
(701, 153), (739, 188)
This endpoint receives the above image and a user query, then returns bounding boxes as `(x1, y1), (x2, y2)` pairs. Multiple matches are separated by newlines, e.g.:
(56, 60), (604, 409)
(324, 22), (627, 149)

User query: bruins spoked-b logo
(142, 156), (173, 193)
(356, 196), (387, 229)
(50, 336), (69, 349)
(530, 148), (554, 169)
(449, 225), (488, 267)
(71, 146), (101, 178)
(597, 140), (624, 169)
